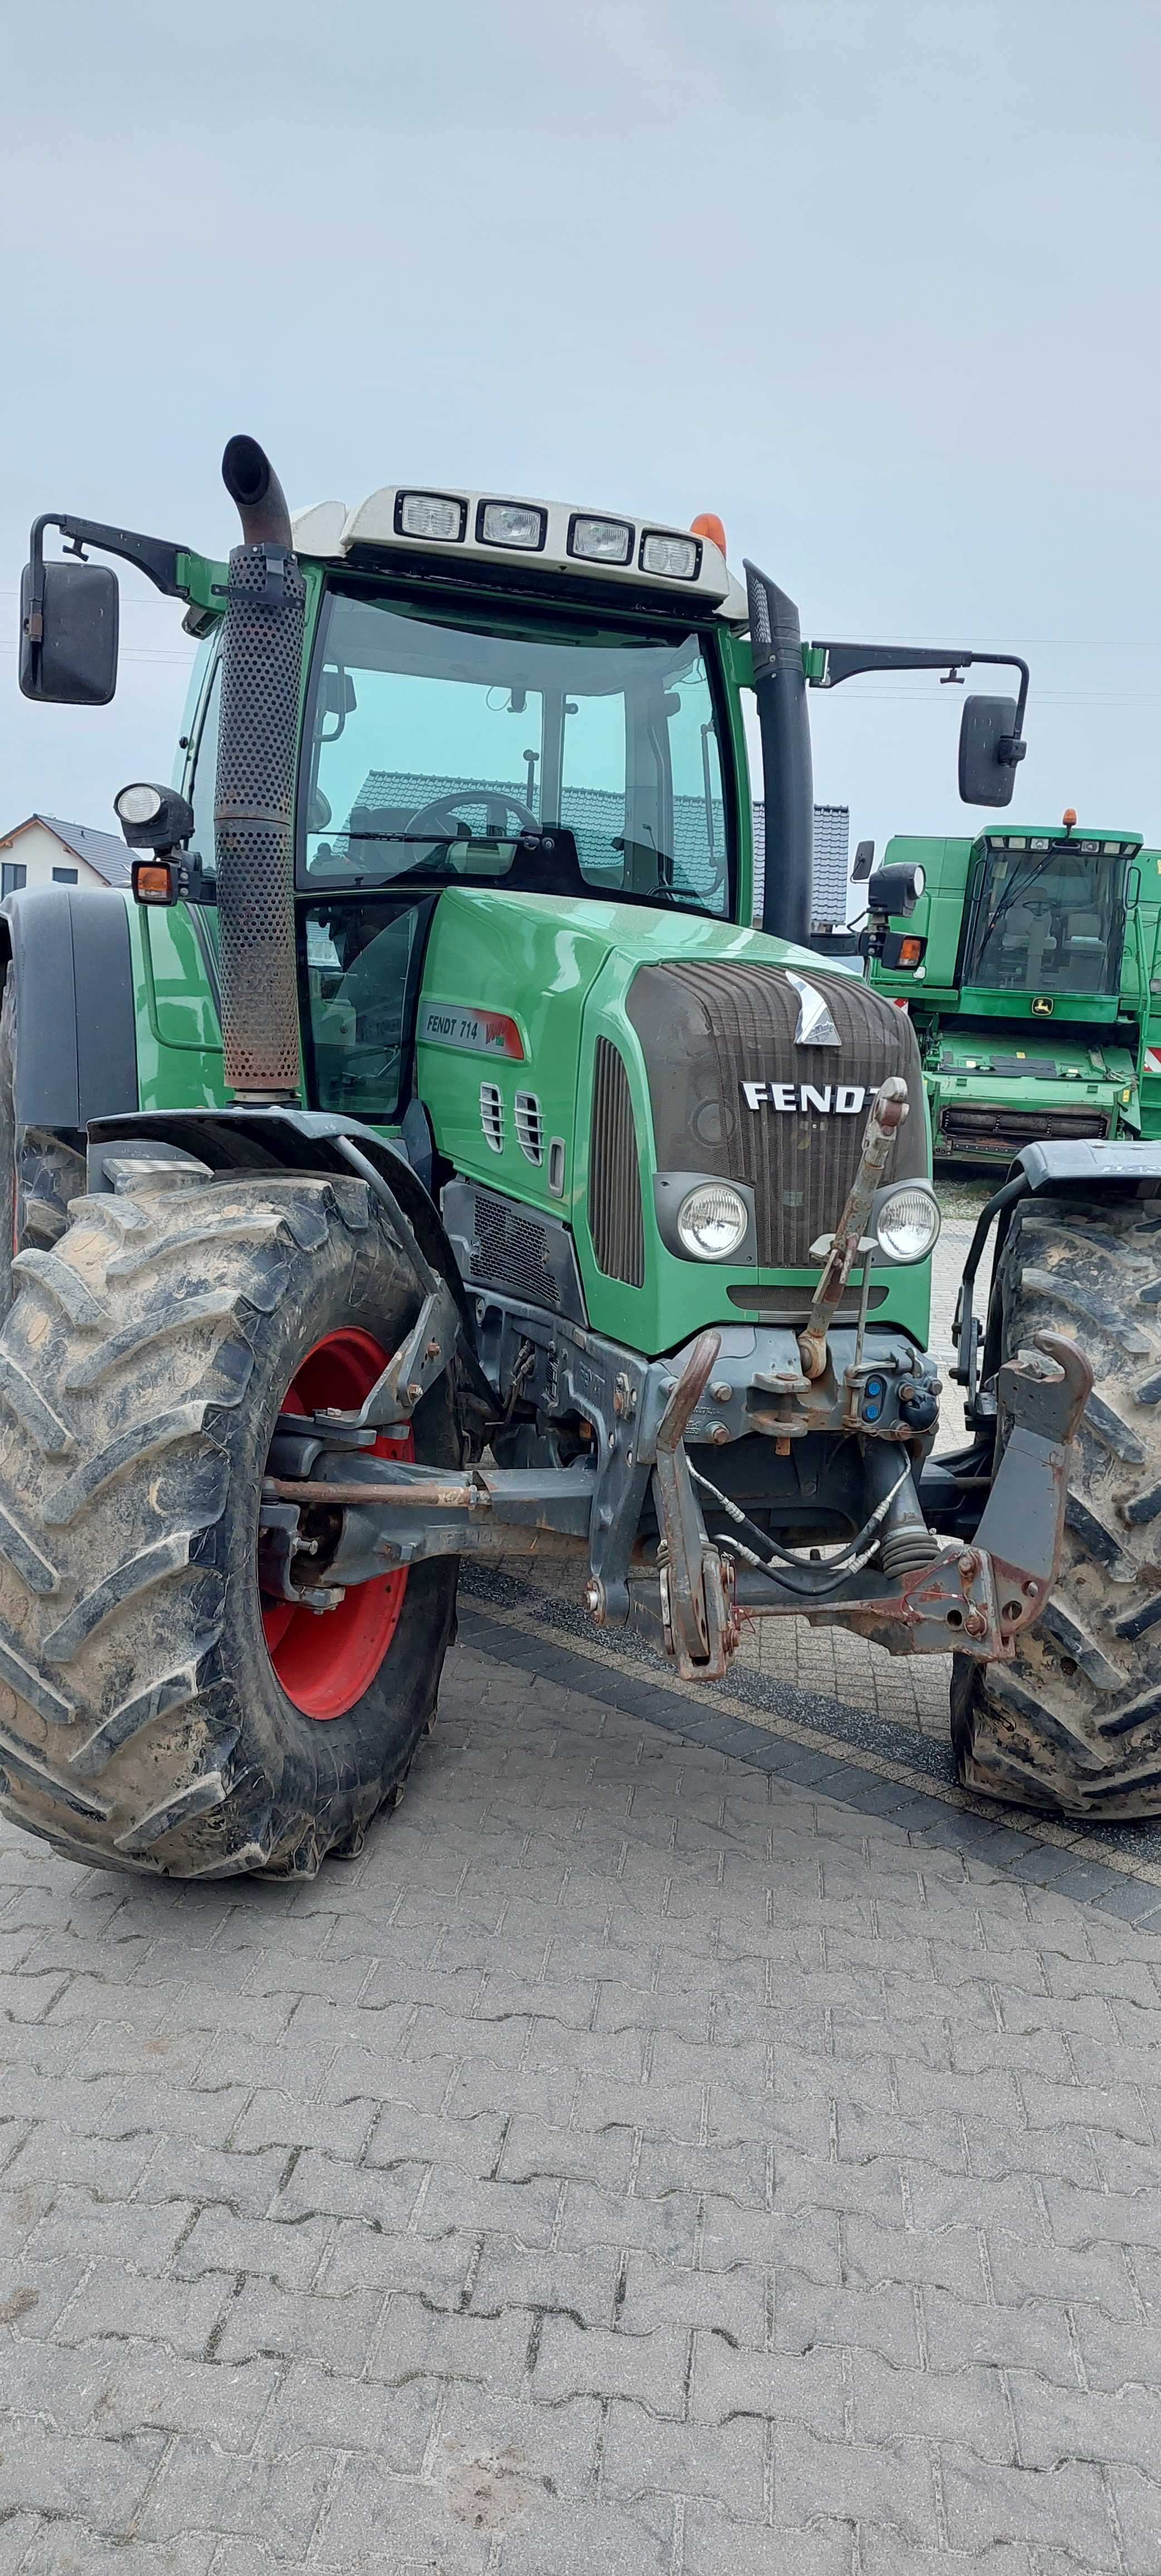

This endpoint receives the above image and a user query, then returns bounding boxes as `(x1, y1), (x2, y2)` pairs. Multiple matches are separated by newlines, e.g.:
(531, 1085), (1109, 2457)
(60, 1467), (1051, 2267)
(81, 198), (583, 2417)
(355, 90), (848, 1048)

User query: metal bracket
(651, 1330), (739, 1678)
(355, 1280), (461, 1427)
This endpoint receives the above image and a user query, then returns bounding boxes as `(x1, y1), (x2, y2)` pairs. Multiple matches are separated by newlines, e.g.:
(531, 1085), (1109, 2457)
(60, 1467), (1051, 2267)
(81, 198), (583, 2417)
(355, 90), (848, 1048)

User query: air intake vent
(589, 1038), (645, 1287)
(480, 1081), (504, 1154)
(514, 1091), (543, 1164)
(441, 1179), (588, 1325)
(728, 1282), (888, 1321)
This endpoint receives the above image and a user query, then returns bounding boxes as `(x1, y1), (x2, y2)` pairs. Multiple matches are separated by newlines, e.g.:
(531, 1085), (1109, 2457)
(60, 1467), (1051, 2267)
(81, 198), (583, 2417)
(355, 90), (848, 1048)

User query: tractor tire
(952, 1194), (1161, 1818)
(0, 1164), (460, 1877)
(0, 974), (85, 1318)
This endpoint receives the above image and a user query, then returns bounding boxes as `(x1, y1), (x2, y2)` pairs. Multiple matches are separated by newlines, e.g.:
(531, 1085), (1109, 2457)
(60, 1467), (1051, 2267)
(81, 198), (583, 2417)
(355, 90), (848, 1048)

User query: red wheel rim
(260, 1326), (411, 1720)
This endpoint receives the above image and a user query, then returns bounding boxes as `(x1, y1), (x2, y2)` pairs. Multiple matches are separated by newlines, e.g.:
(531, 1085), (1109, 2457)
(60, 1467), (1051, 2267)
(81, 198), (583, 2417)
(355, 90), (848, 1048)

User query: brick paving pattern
(2, 1619), (1161, 2572)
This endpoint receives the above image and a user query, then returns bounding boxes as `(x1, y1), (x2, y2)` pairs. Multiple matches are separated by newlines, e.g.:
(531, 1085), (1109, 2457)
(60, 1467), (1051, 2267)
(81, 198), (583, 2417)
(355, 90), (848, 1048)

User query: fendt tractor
(7, 439), (1161, 1880)
(862, 815), (1161, 1161)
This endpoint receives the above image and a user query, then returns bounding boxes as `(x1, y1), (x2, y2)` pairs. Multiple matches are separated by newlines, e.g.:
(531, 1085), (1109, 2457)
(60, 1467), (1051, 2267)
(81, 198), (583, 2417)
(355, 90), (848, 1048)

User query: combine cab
(4, 440), (1161, 1874)
(862, 817), (1161, 1162)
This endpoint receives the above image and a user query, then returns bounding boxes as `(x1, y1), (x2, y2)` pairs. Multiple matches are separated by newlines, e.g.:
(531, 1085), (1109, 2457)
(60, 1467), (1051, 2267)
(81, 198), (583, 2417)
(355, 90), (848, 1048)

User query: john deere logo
(742, 1081), (869, 1114)
(1032, 996), (1054, 1016)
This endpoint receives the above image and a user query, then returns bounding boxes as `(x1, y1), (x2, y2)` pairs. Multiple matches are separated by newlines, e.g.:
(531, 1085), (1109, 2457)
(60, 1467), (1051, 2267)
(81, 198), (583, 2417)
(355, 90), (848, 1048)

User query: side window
(664, 658), (727, 909)
(188, 657), (221, 875)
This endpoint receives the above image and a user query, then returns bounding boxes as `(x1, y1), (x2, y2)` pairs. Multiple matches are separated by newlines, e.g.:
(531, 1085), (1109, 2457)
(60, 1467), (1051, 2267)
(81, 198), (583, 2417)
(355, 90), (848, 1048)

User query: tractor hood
(417, 888), (930, 1355)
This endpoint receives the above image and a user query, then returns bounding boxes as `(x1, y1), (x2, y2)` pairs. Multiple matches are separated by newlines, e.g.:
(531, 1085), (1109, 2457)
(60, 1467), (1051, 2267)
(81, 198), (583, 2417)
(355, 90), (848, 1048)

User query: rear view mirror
(319, 666), (357, 741)
(19, 557), (119, 705)
(958, 694), (1024, 808)
(851, 838), (875, 881)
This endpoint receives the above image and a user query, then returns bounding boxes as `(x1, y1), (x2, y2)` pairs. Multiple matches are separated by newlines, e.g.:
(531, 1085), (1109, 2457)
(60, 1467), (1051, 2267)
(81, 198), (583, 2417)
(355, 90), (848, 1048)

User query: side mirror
(851, 838), (875, 881)
(19, 555), (120, 705)
(319, 666), (357, 741)
(868, 861), (925, 918)
(958, 694), (1025, 807)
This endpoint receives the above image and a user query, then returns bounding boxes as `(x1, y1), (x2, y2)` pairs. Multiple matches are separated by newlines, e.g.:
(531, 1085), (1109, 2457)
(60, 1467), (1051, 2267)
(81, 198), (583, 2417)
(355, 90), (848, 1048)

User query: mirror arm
(26, 512), (191, 620)
(810, 641), (1030, 764)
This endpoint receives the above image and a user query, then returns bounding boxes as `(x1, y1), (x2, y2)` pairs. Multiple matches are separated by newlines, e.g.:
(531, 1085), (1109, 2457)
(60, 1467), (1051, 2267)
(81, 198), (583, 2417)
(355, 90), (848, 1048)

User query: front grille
(940, 1104), (1109, 1147)
(627, 961), (926, 1269)
(727, 1281), (888, 1321)
(589, 1037), (645, 1286)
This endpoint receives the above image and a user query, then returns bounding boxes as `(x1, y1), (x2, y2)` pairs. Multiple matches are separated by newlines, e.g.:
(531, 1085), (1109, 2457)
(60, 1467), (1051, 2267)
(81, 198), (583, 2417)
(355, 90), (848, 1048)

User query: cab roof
(976, 824), (1143, 853)
(289, 486), (750, 625)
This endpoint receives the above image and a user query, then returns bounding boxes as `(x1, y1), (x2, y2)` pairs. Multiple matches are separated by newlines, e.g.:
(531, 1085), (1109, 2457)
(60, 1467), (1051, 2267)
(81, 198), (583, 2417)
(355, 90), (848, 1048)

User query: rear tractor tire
(0, 1164), (460, 1876)
(953, 1196), (1161, 1819)
(0, 974), (85, 1317)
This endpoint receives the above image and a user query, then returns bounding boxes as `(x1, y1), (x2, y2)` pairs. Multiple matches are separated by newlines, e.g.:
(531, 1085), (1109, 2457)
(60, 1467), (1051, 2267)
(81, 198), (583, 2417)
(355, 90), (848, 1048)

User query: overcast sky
(4, 0), (1159, 885)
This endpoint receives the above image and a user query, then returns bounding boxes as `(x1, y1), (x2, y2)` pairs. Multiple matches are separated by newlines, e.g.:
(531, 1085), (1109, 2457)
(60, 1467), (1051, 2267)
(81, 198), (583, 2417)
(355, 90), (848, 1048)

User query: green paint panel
(126, 899), (227, 1113)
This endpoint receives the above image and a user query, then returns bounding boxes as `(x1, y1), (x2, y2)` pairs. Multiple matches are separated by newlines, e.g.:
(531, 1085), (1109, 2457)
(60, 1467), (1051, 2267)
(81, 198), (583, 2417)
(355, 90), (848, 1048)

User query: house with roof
(0, 815), (132, 900)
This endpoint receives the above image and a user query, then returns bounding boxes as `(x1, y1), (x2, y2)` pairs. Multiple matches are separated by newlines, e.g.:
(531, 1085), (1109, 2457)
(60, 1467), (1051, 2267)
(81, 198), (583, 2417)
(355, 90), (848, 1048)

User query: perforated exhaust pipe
(213, 435), (305, 1100)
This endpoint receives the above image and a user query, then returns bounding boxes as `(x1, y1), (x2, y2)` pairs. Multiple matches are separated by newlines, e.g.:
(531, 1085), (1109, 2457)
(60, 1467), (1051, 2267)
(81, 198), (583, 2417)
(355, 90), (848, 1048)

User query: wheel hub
(260, 1326), (411, 1719)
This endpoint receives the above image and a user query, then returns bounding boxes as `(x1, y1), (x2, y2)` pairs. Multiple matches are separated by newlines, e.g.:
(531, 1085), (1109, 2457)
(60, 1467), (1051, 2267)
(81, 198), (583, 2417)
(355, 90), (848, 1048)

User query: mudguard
(0, 886), (138, 1133)
(1013, 1139), (1161, 1190)
(84, 1103), (478, 1346)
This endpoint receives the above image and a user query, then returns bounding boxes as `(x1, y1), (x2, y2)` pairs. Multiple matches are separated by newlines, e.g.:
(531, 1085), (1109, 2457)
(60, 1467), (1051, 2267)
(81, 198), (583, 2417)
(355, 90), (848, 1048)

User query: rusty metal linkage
(798, 1076), (909, 1379)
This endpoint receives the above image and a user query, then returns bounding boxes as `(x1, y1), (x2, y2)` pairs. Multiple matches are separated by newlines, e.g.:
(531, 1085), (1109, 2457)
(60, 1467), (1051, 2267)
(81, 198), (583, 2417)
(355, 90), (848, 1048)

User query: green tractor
(861, 815), (1161, 1161)
(6, 439), (1161, 1875)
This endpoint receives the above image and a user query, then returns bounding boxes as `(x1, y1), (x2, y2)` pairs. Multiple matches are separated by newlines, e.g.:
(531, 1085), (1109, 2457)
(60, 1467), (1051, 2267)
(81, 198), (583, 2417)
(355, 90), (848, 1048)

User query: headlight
(874, 1183), (941, 1263)
(676, 1182), (749, 1261)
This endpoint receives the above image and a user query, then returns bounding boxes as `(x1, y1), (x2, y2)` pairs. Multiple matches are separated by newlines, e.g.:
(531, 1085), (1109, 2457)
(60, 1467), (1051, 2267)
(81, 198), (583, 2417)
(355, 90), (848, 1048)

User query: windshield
(960, 846), (1128, 997)
(298, 587), (733, 917)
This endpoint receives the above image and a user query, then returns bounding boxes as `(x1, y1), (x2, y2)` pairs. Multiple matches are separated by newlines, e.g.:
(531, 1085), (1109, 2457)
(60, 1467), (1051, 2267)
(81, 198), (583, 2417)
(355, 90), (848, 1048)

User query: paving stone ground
(3, 1608), (1161, 2573)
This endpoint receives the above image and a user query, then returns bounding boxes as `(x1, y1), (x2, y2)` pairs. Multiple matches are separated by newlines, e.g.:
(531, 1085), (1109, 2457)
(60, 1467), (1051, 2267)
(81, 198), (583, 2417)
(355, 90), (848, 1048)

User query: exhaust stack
(745, 562), (814, 950)
(213, 436), (305, 1100)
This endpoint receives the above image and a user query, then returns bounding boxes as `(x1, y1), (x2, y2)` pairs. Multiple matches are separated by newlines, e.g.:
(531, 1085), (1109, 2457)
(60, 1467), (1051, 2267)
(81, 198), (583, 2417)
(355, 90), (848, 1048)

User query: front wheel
(953, 1195), (1161, 1819)
(0, 1165), (460, 1876)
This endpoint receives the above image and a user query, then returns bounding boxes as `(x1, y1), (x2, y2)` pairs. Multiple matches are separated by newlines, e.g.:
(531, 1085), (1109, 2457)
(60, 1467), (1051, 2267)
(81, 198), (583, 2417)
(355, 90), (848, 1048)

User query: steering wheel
(403, 789), (542, 840)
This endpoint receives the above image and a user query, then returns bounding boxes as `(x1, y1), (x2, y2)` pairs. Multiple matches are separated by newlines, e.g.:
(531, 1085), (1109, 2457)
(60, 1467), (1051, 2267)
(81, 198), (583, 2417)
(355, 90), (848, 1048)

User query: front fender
(1, 886), (138, 1133)
(83, 1102), (478, 1348)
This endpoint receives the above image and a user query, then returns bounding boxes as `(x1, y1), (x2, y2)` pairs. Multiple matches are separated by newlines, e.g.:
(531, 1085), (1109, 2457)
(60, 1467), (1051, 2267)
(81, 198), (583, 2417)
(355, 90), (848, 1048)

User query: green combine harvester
(7, 436), (1161, 1875)
(862, 815), (1161, 1161)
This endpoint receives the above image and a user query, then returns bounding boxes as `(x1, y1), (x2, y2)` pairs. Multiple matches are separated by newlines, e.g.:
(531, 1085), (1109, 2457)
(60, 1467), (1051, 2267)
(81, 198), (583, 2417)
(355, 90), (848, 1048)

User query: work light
(396, 493), (466, 542)
(641, 533), (700, 579)
(479, 502), (545, 550)
(569, 515), (633, 565)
